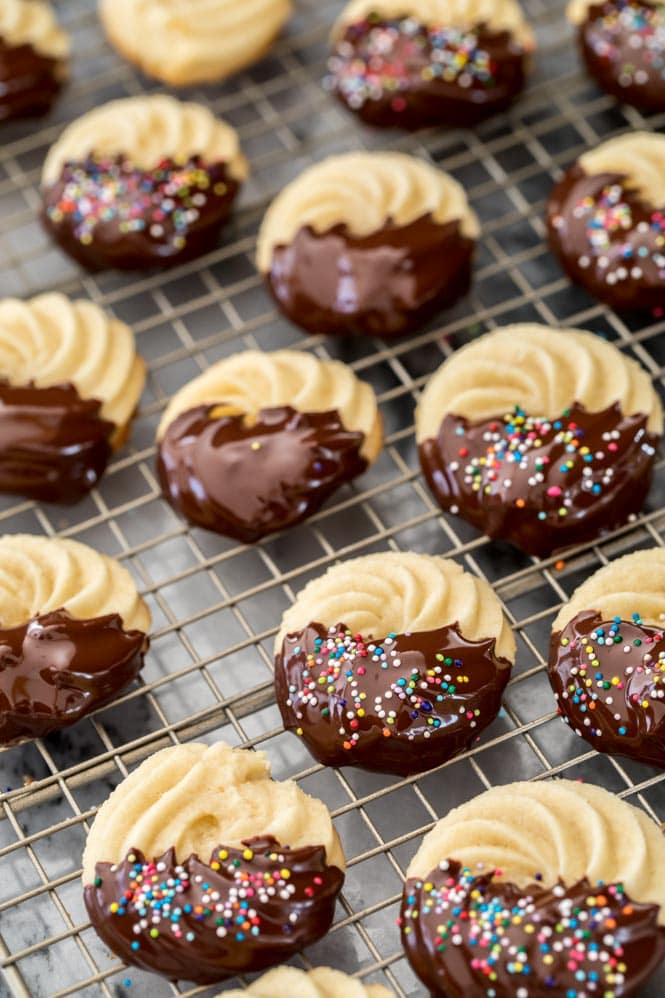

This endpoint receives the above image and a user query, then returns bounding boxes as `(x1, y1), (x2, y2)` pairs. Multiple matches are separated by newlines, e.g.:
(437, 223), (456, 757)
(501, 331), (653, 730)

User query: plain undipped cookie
(274, 551), (515, 775)
(41, 96), (248, 270)
(222, 965), (393, 997)
(328, 0), (535, 128)
(416, 323), (663, 556)
(83, 741), (345, 983)
(550, 547), (665, 769)
(157, 349), (382, 542)
(0, 534), (150, 744)
(0, 0), (69, 120)
(257, 151), (479, 338)
(400, 779), (665, 995)
(0, 293), (145, 502)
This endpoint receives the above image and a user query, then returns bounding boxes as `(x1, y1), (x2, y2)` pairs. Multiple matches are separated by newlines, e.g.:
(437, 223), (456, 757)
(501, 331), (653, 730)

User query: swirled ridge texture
(407, 779), (665, 923)
(99, 0), (292, 86)
(223, 966), (392, 997)
(0, 293), (145, 441)
(415, 323), (663, 441)
(256, 152), (479, 272)
(82, 741), (345, 884)
(334, 0), (535, 47)
(0, 535), (150, 632)
(0, 0), (69, 58)
(42, 96), (248, 186)
(157, 349), (382, 462)
(276, 552), (515, 661)
(553, 548), (665, 630)
(579, 131), (665, 210)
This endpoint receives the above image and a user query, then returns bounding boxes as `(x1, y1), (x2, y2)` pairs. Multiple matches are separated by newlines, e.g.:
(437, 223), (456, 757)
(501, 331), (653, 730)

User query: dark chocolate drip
(275, 621), (512, 775)
(547, 163), (665, 311)
(42, 155), (240, 271)
(419, 402), (658, 557)
(549, 610), (665, 769)
(400, 859), (665, 997)
(0, 609), (147, 745)
(0, 380), (114, 503)
(579, 1), (665, 111)
(266, 216), (474, 338)
(157, 404), (367, 542)
(84, 836), (344, 984)
(0, 36), (64, 121)
(328, 17), (527, 129)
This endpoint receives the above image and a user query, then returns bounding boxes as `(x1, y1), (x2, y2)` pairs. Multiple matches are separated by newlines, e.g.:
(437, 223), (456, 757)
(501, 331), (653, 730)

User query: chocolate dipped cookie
(256, 151), (479, 338)
(416, 324), (662, 557)
(328, 0), (535, 129)
(0, 0), (69, 120)
(41, 96), (248, 271)
(400, 779), (665, 996)
(157, 349), (382, 542)
(548, 131), (665, 311)
(223, 966), (393, 996)
(549, 548), (665, 769)
(0, 293), (145, 502)
(274, 552), (515, 775)
(82, 741), (345, 984)
(0, 534), (150, 745)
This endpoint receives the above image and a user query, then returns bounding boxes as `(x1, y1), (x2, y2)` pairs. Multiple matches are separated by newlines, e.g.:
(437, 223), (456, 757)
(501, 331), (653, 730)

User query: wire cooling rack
(1, 1), (665, 995)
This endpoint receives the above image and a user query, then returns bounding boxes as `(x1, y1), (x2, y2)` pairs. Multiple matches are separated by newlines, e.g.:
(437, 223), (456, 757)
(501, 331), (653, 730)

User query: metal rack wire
(1, 0), (665, 995)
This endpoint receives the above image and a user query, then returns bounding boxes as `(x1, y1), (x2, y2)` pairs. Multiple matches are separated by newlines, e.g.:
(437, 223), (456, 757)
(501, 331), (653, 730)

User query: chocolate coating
(578, 1), (665, 112)
(275, 621), (512, 775)
(549, 610), (665, 769)
(419, 402), (658, 557)
(0, 609), (147, 745)
(328, 17), (528, 129)
(42, 156), (240, 271)
(0, 380), (114, 503)
(157, 404), (367, 542)
(547, 163), (665, 311)
(84, 836), (344, 984)
(0, 36), (64, 121)
(400, 858), (665, 997)
(266, 217), (474, 338)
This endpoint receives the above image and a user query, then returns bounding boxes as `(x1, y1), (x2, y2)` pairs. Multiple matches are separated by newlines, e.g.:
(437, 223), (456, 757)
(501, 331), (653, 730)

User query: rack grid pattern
(1, 1), (665, 995)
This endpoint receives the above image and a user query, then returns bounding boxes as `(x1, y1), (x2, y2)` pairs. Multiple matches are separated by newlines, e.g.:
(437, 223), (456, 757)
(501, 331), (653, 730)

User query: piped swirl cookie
(399, 779), (665, 996)
(99, 0), (293, 86)
(0, 0), (69, 121)
(274, 552), (515, 775)
(328, 0), (535, 129)
(549, 548), (665, 769)
(0, 294), (145, 502)
(83, 741), (345, 984)
(568, 1), (665, 111)
(0, 534), (150, 745)
(416, 324), (663, 557)
(157, 349), (382, 542)
(257, 152), (479, 338)
(223, 966), (393, 997)
(547, 131), (665, 311)
(41, 96), (248, 271)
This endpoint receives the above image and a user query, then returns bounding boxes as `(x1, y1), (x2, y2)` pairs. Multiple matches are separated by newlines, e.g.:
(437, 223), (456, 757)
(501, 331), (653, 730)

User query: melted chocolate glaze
(329, 18), (527, 129)
(157, 404), (367, 542)
(579, 1), (665, 111)
(547, 163), (665, 311)
(84, 836), (344, 984)
(400, 859), (665, 997)
(419, 402), (658, 557)
(0, 36), (64, 121)
(275, 621), (512, 775)
(0, 380), (114, 503)
(42, 156), (240, 271)
(549, 610), (665, 769)
(266, 217), (475, 338)
(0, 609), (147, 745)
